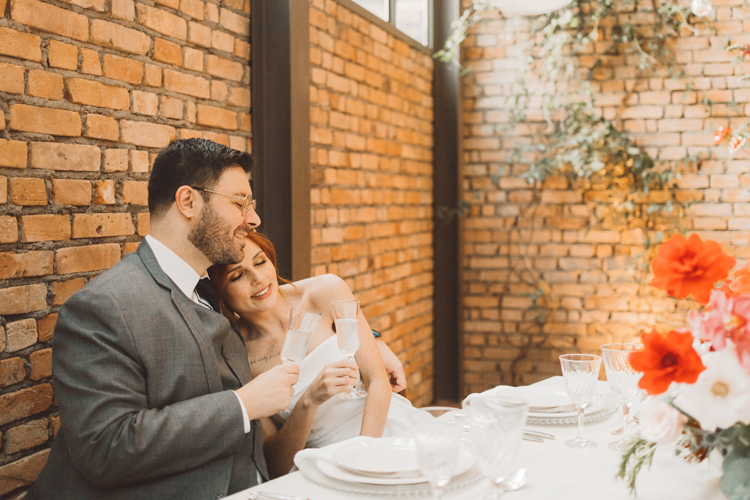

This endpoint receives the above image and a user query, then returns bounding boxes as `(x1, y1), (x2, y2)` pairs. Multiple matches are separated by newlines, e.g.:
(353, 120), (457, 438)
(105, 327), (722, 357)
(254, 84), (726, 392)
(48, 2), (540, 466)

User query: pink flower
(639, 396), (687, 445)
(691, 290), (750, 370)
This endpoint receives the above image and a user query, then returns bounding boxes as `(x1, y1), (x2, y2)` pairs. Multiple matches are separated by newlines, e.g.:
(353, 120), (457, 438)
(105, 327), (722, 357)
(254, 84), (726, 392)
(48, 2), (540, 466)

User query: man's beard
(188, 203), (246, 265)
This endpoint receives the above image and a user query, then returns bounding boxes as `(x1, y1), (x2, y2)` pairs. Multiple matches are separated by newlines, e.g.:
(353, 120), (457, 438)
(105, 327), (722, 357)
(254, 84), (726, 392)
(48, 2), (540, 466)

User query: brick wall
(0, 0), (250, 495)
(308, 0), (435, 406)
(459, 2), (750, 396)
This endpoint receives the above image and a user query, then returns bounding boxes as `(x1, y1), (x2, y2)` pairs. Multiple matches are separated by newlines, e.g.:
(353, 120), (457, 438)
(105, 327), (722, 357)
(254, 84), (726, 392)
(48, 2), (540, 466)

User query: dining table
(229, 376), (724, 500)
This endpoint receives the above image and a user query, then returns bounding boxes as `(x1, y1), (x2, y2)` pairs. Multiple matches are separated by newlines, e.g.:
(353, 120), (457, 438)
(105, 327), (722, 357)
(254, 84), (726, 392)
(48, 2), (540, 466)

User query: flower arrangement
(617, 234), (750, 500)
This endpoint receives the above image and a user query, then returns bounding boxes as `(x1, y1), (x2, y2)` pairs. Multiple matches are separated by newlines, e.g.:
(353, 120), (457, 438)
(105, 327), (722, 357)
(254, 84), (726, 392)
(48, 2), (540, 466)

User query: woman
(209, 232), (430, 477)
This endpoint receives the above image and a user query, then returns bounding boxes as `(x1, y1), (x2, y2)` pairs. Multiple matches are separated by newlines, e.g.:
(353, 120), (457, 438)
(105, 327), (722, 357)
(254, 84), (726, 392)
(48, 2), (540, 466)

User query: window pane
(395, 0), (429, 46)
(351, 0), (389, 21)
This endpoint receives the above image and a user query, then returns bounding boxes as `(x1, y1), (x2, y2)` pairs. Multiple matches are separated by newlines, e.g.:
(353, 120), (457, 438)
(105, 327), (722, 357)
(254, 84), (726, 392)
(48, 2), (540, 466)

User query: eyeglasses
(192, 187), (257, 216)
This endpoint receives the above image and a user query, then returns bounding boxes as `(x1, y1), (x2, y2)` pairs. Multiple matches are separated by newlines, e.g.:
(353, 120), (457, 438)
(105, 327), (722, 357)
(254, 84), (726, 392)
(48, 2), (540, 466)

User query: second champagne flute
(280, 307), (321, 365)
(559, 353), (602, 449)
(330, 299), (366, 399)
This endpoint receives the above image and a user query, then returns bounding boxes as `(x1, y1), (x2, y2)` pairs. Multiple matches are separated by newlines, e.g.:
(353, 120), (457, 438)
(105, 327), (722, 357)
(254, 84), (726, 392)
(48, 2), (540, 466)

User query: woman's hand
(375, 339), (407, 393)
(303, 359), (359, 406)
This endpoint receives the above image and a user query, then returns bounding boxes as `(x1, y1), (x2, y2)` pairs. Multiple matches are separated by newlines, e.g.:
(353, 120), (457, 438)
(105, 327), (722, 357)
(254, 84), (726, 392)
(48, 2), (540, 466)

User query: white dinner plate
(493, 386), (605, 417)
(331, 437), (420, 475)
(318, 446), (474, 485)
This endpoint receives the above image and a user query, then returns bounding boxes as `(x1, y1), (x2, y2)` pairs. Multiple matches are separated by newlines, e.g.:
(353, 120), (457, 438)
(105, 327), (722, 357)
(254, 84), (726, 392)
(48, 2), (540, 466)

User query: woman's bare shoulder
(298, 274), (353, 308)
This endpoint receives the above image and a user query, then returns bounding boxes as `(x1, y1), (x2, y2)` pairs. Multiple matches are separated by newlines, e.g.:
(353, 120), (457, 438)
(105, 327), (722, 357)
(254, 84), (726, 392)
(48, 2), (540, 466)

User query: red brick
(163, 69), (210, 98)
(3, 419), (48, 453)
(211, 80), (227, 100)
(155, 0), (179, 9)
(136, 4), (187, 40)
(188, 21), (212, 47)
(0, 358), (26, 388)
(93, 179), (116, 204)
(180, 0), (204, 19)
(130, 150), (150, 173)
(90, 19), (150, 55)
(0, 283), (47, 315)
(21, 214), (71, 242)
(0, 384), (53, 426)
(0, 449), (50, 496)
(212, 30), (235, 53)
(27, 70), (64, 100)
(235, 39), (250, 59)
(66, 78), (130, 110)
(11, 0), (89, 41)
(29, 349), (52, 381)
(219, 7), (249, 36)
(0, 216), (18, 243)
(124, 241), (140, 254)
(111, 0), (135, 21)
(197, 104), (237, 129)
(103, 149), (129, 172)
(72, 214), (135, 238)
(85, 114), (119, 141)
(186, 101), (196, 123)
(9, 178), (46, 206)
(47, 40), (78, 70)
(122, 181), (148, 205)
(56, 243), (122, 272)
(0, 109), (4, 130)
(103, 54), (143, 84)
(0, 251), (53, 279)
(5, 318), (38, 351)
(132, 91), (158, 116)
(120, 120), (176, 148)
(52, 277), (86, 305)
(0, 140), (28, 168)
(206, 54), (244, 82)
(30, 142), (100, 172)
(0, 27), (42, 62)
(9, 104), (81, 136)
(184, 47), (204, 71)
(137, 212), (150, 236)
(228, 86), (250, 107)
(160, 96), (183, 119)
(0, 176), (6, 204)
(52, 179), (91, 206)
(0, 62), (24, 94)
(37, 313), (57, 342)
(144, 64), (163, 87)
(205, 1), (219, 22)
(153, 38), (183, 65)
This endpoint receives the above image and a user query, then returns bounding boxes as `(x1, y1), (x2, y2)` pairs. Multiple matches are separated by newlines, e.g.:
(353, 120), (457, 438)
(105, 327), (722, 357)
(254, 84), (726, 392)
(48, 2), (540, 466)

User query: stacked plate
(493, 386), (617, 425)
(296, 437), (480, 496)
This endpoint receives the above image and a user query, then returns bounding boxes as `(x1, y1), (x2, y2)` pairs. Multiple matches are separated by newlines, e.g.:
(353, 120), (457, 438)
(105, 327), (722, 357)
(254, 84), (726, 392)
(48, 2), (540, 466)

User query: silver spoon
(480, 468), (528, 499)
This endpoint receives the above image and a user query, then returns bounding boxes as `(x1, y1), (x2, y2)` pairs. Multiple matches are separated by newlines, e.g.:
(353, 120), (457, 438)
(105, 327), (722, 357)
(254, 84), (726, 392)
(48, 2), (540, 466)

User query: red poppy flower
(629, 329), (706, 395)
(714, 125), (731, 145)
(729, 135), (746, 153)
(650, 234), (735, 305)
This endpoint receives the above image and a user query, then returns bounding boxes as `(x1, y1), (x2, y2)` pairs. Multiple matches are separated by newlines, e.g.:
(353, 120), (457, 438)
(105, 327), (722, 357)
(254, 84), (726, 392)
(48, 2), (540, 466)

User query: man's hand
(375, 339), (407, 393)
(236, 364), (299, 420)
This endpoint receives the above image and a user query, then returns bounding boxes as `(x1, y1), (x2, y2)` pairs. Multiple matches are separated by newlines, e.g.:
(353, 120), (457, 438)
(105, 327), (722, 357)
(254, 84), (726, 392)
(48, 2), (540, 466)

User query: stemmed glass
(601, 343), (644, 450)
(278, 307), (321, 418)
(559, 354), (602, 449)
(410, 413), (462, 500)
(330, 299), (366, 399)
(467, 398), (529, 499)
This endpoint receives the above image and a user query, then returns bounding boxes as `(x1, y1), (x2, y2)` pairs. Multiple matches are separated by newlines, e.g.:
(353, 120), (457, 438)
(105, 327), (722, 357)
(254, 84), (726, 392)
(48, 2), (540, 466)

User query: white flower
(674, 347), (750, 432)
(638, 396), (687, 445)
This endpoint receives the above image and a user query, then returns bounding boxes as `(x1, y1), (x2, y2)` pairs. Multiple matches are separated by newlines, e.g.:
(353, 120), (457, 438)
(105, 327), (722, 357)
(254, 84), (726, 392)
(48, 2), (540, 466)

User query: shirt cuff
(233, 391), (251, 433)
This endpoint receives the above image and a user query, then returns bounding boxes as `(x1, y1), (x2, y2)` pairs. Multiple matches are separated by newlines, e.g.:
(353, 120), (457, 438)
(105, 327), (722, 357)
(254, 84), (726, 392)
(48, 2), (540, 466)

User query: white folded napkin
(293, 435), (375, 471)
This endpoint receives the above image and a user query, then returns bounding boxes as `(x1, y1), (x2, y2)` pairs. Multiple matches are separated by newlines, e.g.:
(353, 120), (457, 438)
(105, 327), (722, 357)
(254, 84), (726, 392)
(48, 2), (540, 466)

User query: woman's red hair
(208, 231), (290, 323)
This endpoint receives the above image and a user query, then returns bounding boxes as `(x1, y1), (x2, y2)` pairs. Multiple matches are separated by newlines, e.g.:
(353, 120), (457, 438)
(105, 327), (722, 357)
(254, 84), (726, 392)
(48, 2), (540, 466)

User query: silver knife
(248, 492), (310, 500)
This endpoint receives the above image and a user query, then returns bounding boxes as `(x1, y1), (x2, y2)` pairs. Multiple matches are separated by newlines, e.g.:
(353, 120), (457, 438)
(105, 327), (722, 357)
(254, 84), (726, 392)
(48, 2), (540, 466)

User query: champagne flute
(278, 307), (320, 418)
(280, 307), (321, 365)
(601, 343), (643, 450)
(467, 398), (529, 499)
(330, 299), (366, 399)
(410, 413), (462, 500)
(559, 354), (602, 449)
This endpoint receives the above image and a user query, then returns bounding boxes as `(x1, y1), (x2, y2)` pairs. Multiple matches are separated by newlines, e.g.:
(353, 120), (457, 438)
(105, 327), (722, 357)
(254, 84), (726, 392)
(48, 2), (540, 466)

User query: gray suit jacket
(27, 241), (268, 499)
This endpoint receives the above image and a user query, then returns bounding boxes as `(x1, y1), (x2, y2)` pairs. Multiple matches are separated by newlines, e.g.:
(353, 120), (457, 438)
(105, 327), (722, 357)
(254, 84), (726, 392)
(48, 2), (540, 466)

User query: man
(28, 139), (406, 498)
(29, 140), (298, 499)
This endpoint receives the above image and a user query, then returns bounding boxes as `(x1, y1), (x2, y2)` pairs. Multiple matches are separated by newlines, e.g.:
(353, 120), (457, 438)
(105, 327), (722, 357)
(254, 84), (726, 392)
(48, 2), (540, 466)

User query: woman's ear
(174, 186), (202, 220)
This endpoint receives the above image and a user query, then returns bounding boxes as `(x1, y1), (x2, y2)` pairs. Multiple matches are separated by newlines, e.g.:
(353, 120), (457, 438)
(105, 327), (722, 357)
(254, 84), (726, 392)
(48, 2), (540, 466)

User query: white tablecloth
(230, 377), (723, 500)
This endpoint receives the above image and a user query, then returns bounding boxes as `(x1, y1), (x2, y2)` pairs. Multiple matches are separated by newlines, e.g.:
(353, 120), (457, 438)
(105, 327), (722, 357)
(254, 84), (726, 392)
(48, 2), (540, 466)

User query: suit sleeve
(52, 286), (247, 488)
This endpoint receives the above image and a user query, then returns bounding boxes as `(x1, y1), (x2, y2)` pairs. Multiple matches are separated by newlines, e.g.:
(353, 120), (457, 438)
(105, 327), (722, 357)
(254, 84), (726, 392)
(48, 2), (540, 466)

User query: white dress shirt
(144, 235), (252, 434)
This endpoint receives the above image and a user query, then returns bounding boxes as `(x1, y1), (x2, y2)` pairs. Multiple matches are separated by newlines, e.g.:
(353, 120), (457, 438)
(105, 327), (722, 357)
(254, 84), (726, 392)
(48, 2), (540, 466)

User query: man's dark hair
(148, 139), (253, 217)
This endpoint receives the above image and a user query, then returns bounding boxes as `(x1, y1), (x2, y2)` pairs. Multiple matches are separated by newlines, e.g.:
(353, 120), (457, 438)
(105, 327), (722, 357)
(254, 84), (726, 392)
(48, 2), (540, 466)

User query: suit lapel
(136, 241), (224, 394)
(223, 325), (253, 385)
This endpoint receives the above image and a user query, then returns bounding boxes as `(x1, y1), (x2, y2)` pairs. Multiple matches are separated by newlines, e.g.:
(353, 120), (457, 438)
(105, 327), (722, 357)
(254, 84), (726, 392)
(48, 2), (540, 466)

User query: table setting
(231, 347), (725, 500)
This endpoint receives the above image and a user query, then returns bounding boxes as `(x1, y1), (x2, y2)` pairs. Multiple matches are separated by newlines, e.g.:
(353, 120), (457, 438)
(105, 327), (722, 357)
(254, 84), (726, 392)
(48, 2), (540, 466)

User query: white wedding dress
(275, 335), (433, 448)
